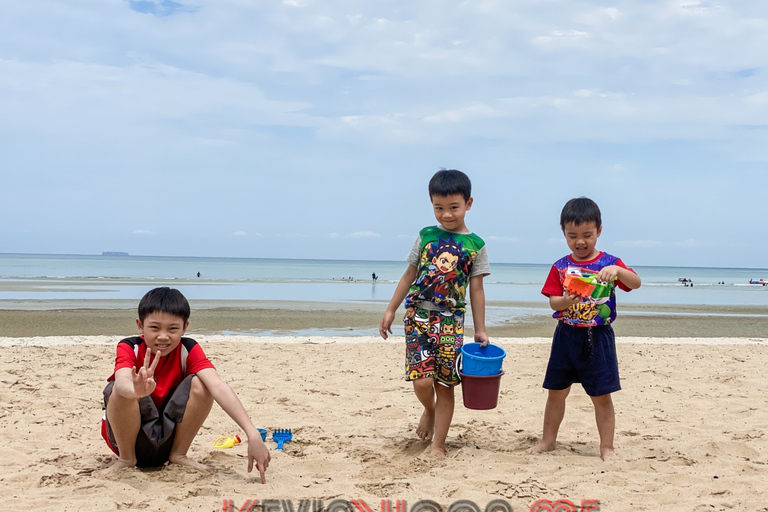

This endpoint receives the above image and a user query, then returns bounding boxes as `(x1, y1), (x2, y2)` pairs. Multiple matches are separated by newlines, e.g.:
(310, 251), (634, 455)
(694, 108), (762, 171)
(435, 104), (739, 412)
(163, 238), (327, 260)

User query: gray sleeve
(406, 236), (422, 266)
(470, 245), (491, 278)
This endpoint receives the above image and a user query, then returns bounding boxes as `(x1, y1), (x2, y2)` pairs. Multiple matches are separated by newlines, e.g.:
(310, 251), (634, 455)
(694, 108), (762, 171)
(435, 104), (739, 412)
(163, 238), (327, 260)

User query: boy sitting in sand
(98, 287), (271, 481)
(379, 169), (490, 454)
(527, 197), (641, 460)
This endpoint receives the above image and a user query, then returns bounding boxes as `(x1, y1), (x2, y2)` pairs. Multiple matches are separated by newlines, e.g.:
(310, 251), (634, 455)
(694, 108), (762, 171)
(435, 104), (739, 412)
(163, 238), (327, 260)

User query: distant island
(102, 251), (129, 256)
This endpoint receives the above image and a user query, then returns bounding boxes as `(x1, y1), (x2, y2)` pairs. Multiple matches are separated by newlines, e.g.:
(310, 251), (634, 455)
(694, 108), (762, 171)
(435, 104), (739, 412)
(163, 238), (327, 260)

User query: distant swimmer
(197, 272), (201, 278)
(372, 272), (378, 282)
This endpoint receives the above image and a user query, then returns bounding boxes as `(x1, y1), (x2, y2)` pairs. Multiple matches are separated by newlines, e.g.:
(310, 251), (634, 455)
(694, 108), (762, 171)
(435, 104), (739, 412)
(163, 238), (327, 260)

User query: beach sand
(1, 327), (767, 511)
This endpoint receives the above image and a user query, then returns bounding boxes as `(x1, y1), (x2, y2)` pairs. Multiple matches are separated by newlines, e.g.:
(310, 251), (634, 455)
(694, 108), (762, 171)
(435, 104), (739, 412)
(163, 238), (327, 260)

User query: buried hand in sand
(97, 287), (271, 481)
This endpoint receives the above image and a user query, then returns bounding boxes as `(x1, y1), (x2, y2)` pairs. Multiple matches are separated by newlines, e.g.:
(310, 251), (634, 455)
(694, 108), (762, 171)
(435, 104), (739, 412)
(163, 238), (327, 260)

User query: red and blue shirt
(541, 252), (635, 327)
(108, 336), (214, 409)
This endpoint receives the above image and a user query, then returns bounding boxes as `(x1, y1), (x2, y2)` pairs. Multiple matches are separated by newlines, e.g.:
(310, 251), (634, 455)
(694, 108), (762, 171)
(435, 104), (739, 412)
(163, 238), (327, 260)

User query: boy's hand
(597, 265), (620, 283)
(474, 331), (490, 347)
(563, 292), (582, 304)
(247, 438), (271, 484)
(132, 349), (161, 397)
(379, 310), (395, 340)
(549, 292), (582, 312)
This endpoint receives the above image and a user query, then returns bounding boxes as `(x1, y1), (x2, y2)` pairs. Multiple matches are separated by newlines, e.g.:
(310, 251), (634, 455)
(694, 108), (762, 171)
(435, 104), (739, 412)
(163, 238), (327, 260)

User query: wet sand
(0, 299), (766, 338)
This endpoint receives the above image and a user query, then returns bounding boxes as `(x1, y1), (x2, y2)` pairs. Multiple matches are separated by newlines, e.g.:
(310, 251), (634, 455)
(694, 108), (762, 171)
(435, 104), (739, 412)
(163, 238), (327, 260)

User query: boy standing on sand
(527, 197), (641, 460)
(379, 169), (490, 455)
(98, 287), (271, 481)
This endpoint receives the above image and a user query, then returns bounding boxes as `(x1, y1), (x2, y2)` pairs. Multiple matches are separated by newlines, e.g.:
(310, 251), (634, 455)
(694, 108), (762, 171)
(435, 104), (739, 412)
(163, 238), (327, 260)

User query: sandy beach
(1, 303), (768, 511)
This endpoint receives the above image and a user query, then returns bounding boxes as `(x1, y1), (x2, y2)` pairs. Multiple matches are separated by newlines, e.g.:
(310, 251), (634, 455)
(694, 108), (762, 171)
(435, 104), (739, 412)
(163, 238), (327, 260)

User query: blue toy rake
(272, 428), (293, 450)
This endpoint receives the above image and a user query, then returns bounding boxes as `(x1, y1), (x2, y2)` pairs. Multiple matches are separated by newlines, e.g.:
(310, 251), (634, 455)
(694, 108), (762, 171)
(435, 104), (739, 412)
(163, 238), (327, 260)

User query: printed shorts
(404, 306), (465, 387)
(101, 374), (194, 467)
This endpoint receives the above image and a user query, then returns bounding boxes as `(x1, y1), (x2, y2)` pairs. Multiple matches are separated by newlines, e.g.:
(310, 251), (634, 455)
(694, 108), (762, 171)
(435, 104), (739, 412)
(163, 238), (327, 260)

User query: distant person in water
(372, 273), (378, 282)
(197, 272), (201, 278)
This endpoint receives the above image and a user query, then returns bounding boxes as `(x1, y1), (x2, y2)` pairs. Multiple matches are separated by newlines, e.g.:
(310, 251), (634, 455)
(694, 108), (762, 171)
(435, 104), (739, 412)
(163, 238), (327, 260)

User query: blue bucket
(460, 342), (506, 376)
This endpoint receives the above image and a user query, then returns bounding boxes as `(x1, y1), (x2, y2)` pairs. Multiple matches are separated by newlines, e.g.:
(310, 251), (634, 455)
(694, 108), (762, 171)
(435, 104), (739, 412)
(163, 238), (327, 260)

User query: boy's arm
(548, 293), (581, 312)
(195, 368), (271, 483)
(598, 265), (642, 290)
(379, 264), (418, 340)
(469, 274), (489, 347)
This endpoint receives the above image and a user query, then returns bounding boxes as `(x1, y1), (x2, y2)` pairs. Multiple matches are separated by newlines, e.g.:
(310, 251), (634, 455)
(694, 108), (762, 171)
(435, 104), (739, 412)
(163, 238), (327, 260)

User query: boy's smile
(563, 221), (602, 261)
(431, 193), (473, 233)
(137, 311), (189, 355)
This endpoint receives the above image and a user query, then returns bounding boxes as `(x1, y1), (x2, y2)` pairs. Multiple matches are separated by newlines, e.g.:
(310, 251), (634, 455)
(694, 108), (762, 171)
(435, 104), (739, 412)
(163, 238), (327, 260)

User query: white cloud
(487, 235), (520, 242)
(233, 231), (247, 236)
(133, 229), (153, 235)
(674, 239), (704, 248)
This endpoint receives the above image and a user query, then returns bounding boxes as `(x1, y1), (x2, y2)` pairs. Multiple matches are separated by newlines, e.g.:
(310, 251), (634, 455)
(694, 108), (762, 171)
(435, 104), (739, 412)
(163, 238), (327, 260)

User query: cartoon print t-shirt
(404, 225), (489, 312)
(541, 252), (634, 327)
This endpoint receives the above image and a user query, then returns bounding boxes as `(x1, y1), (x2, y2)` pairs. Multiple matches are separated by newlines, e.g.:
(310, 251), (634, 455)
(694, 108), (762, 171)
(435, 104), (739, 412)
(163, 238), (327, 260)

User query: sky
(1, 0), (767, 268)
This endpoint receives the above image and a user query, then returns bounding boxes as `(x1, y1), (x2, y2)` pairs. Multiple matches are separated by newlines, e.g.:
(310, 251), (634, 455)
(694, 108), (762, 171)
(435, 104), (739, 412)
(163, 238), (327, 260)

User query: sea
(1, 252), (767, 307)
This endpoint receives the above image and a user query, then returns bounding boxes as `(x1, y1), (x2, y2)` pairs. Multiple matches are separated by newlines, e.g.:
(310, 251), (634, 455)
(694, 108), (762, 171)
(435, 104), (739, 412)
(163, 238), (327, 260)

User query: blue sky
(1, 1), (767, 267)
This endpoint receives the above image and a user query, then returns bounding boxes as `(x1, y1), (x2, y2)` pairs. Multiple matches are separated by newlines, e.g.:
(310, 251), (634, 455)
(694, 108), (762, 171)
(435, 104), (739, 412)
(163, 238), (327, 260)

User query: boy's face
(136, 311), (189, 356)
(562, 221), (602, 261)
(431, 193), (473, 232)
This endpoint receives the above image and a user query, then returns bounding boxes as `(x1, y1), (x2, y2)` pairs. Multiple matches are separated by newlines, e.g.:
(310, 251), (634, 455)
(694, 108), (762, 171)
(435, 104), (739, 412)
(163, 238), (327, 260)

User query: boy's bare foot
(429, 445), (446, 456)
(601, 448), (618, 461)
(93, 457), (136, 477)
(169, 454), (215, 473)
(416, 409), (435, 441)
(525, 440), (556, 455)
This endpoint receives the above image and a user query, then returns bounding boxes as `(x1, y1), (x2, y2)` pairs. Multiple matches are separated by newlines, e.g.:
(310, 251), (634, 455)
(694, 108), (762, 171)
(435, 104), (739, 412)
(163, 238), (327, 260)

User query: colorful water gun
(564, 274), (616, 298)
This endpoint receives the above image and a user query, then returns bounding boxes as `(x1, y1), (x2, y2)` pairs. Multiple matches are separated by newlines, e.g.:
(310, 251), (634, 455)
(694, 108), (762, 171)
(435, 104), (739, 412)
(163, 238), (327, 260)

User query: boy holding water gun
(527, 197), (641, 460)
(98, 287), (271, 480)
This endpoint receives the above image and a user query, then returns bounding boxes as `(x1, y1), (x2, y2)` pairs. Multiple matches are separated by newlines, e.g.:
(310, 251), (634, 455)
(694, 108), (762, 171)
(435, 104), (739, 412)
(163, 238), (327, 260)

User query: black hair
(560, 197), (602, 229)
(428, 169), (472, 201)
(138, 287), (191, 324)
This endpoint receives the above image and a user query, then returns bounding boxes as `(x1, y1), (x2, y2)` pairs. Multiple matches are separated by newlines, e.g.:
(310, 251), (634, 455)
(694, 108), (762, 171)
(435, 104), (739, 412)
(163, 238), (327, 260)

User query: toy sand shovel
(272, 428), (293, 450)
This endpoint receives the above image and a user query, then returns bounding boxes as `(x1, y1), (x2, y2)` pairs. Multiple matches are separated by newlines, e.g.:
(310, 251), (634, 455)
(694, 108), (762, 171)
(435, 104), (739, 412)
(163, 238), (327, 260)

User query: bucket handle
(454, 350), (463, 383)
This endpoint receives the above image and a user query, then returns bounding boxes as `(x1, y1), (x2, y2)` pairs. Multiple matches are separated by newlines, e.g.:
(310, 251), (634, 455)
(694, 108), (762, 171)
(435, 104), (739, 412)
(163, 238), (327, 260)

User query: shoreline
(1, 300), (767, 338)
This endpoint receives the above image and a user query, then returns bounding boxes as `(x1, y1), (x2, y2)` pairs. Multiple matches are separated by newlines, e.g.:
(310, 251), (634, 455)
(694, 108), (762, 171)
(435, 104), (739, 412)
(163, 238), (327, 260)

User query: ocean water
(1, 252), (767, 307)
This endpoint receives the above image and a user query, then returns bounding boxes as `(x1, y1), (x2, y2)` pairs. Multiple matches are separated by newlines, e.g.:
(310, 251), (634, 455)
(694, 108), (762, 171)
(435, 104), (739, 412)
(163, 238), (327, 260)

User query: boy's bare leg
(590, 393), (616, 460)
(168, 376), (215, 472)
(527, 387), (571, 454)
(96, 394), (141, 475)
(431, 383), (455, 455)
(412, 378), (436, 441)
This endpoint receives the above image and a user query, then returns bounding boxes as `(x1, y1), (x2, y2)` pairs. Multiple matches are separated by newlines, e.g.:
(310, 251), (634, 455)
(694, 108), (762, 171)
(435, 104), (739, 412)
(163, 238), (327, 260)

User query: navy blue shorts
(542, 322), (620, 397)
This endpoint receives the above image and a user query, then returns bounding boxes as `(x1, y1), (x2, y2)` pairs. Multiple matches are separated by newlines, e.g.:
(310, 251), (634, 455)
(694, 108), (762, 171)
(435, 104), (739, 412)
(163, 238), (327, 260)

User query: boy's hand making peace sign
(131, 350), (161, 398)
